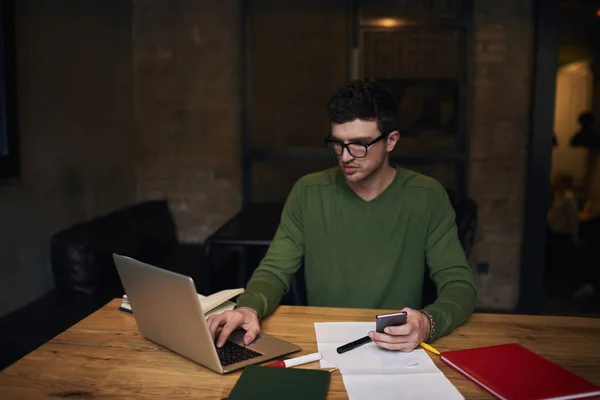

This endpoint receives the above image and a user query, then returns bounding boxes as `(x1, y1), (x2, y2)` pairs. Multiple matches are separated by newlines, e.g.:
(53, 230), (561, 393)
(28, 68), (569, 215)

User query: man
(208, 79), (477, 352)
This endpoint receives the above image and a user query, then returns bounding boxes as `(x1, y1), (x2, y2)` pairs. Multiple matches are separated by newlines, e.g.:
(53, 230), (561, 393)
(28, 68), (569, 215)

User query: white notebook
(119, 288), (244, 318)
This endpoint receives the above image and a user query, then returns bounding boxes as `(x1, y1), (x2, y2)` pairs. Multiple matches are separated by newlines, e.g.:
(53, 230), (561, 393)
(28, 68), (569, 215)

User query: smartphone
(376, 311), (407, 333)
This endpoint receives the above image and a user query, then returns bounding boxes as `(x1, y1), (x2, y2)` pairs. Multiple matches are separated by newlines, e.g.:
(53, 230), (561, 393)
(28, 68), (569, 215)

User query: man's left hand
(368, 308), (429, 352)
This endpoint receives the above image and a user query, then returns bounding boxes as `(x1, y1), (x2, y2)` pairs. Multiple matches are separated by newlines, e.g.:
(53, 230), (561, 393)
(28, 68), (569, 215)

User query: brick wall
(133, 0), (242, 242)
(469, 0), (534, 310)
(0, 0), (243, 315)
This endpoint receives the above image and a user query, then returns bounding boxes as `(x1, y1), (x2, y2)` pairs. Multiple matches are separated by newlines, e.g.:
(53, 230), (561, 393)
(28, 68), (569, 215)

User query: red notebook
(441, 343), (600, 400)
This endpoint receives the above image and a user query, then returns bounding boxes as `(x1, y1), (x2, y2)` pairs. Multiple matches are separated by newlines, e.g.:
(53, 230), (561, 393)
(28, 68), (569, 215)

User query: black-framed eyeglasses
(324, 134), (387, 159)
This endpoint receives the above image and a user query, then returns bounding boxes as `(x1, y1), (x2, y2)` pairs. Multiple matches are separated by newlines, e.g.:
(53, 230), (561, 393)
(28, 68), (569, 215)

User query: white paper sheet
(315, 322), (437, 373)
(341, 373), (465, 400)
(314, 322), (464, 400)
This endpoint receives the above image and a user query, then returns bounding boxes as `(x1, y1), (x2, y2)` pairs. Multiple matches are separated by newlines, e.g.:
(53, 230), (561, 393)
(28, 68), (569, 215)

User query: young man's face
(329, 119), (399, 184)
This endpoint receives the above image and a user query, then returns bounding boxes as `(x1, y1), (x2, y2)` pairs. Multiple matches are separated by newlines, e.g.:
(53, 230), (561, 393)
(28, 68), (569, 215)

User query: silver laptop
(112, 254), (300, 374)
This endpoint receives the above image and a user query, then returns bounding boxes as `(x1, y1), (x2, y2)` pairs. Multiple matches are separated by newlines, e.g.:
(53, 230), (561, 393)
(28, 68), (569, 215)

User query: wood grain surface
(1, 300), (599, 399)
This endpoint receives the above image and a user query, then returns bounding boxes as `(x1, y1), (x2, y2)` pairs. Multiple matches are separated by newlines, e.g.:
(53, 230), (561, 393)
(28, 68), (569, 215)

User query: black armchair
(420, 193), (477, 306)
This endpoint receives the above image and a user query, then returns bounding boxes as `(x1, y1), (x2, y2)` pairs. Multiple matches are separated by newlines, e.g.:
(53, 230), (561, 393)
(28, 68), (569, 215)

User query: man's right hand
(206, 307), (260, 348)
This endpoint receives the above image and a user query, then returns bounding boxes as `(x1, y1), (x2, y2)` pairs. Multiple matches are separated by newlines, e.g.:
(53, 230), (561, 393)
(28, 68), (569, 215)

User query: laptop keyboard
(215, 340), (262, 367)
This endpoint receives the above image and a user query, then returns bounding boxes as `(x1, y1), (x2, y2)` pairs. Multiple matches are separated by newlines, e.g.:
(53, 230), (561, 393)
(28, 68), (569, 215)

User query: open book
(119, 288), (244, 318)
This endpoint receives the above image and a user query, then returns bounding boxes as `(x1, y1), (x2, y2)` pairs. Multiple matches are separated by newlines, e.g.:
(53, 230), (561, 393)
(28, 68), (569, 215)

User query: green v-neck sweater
(235, 167), (477, 341)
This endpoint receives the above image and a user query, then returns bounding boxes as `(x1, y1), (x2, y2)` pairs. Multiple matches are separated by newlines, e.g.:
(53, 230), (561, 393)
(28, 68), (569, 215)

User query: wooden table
(1, 300), (600, 399)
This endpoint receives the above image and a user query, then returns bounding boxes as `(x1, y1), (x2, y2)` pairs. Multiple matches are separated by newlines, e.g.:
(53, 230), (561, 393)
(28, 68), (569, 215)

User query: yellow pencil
(419, 342), (441, 355)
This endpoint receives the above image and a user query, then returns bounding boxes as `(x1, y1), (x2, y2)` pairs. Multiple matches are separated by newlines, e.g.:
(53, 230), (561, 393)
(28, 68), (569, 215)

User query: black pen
(336, 335), (372, 354)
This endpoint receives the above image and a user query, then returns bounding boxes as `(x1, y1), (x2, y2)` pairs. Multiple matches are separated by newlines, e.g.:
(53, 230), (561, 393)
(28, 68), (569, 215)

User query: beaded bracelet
(418, 310), (435, 343)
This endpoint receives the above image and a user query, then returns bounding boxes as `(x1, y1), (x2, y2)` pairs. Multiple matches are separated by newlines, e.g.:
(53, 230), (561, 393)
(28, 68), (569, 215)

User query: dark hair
(327, 79), (399, 135)
(578, 111), (595, 127)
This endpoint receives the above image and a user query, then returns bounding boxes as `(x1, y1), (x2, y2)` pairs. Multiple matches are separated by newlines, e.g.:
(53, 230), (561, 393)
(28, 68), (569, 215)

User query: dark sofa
(0, 200), (205, 370)
(51, 200), (204, 296)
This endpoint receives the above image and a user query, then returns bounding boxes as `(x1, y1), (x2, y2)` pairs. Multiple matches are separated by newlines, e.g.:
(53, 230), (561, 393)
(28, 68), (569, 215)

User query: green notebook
(226, 365), (331, 400)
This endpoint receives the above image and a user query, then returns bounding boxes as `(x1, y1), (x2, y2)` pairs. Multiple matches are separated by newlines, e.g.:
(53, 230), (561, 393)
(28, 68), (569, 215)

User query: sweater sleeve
(422, 184), (478, 341)
(234, 180), (305, 319)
